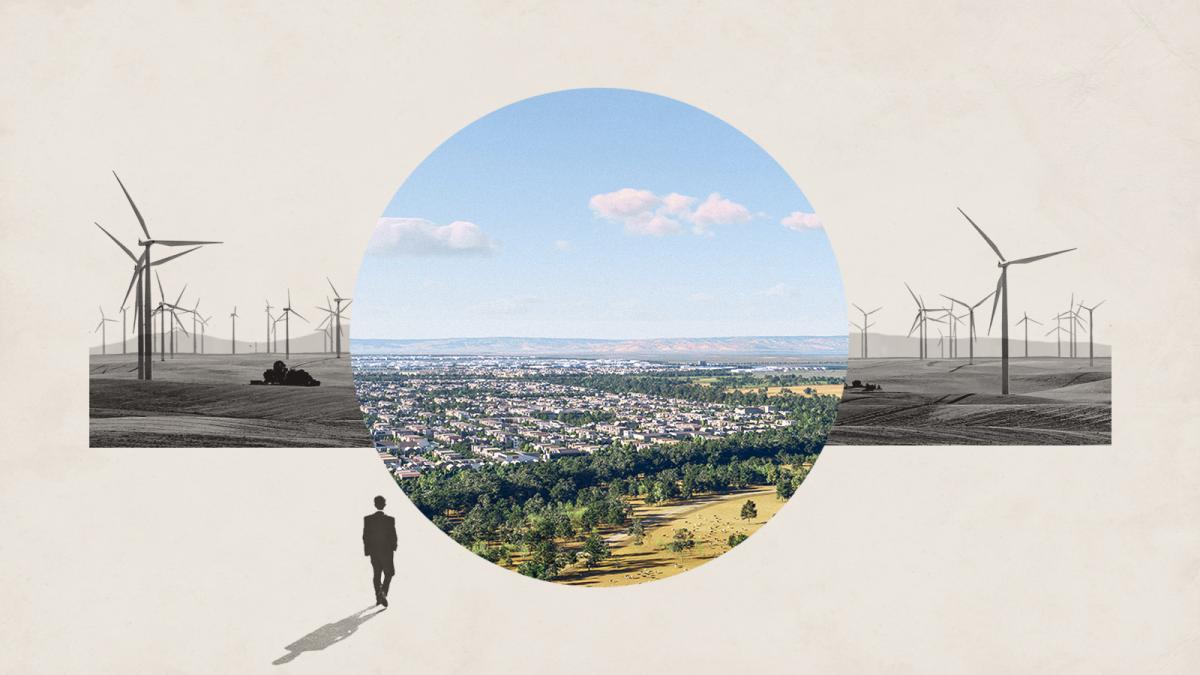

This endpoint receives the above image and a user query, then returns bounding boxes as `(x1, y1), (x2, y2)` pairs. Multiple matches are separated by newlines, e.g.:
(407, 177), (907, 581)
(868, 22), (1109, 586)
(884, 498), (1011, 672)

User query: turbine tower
(190, 298), (201, 353)
(264, 300), (274, 354)
(1014, 311), (1043, 357)
(110, 172), (221, 380)
(279, 290), (308, 358)
(230, 306), (239, 355)
(326, 277), (352, 359)
(958, 207), (1075, 395)
(199, 314), (211, 354)
(1077, 300), (1105, 366)
(851, 304), (882, 359)
(94, 307), (116, 355)
(118, 303), (129, 354)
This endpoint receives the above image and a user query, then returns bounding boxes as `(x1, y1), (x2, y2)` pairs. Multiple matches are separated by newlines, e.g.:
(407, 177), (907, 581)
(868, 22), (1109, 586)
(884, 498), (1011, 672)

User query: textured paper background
(1, 2), (1197, 673)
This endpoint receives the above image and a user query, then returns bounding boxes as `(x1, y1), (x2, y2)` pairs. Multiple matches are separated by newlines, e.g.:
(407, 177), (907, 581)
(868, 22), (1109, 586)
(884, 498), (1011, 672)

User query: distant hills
(849, 332), (1111, 359)
(350, 335), (848, 357)
(90, 323), (351, 357)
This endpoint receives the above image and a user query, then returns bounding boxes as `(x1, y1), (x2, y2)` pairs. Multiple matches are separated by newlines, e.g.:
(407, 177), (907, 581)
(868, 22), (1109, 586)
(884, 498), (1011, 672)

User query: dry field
(728, 383), (844, 397)
(89, 353), (371, 447)
(828, 357), (1112, 445)
(554, 485), (784, 587)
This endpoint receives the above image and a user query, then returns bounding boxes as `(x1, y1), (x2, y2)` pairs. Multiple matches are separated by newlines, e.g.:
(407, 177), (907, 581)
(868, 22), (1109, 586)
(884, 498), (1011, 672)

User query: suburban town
(353, 355), (831, 479)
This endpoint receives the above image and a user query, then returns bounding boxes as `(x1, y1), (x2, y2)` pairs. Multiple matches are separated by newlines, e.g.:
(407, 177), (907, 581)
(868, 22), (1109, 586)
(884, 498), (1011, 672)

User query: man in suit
(362, 495), (397, 607)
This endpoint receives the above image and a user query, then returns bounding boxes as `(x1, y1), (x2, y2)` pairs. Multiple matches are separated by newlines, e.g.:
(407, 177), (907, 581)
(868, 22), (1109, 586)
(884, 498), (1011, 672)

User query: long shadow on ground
(272, 605), (383, 665)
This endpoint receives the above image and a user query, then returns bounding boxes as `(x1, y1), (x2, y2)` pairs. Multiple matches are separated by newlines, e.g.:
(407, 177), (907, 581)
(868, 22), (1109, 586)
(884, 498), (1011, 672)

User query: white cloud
(692, 192), (752, 227)
(588, 188), (752, 237)
(781, 210), (823, 231)
(553, 239), (574, 252)
(757, 282), (797, 298)
(588, 188), (662, 220)
(367, 217), (497, 256)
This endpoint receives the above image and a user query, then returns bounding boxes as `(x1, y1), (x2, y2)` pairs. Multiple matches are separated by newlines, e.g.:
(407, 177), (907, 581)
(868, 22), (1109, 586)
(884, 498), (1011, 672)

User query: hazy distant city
(354, 353), (844, 478)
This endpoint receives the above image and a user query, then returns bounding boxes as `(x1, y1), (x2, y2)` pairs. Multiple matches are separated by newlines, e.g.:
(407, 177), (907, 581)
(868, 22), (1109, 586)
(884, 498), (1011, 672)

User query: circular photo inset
(352, 89), (847, 586)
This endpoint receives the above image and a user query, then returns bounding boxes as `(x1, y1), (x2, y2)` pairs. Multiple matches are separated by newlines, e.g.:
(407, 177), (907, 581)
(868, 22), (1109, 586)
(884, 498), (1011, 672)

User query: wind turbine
(230, 306), (239, 355)
(199, 314), (211, 354)
(109, 172), (221, 379)
(941, 291), (995, 366)
(153, 272), (190, 361)
(118, 303), (129, 354)
(1077, 300), (1105, 366)
(279, 289), (308, 358)
(1014, 311), (1043, 357)
(264, 300), (274, 354)
(189, 298), (201, 353)
(958, 207), (1076, 394)
(94, 222), (198, 378)
(94, 307), (117, 355)
(936, 329), (944, 359)
(326, 277), (352, 358)
(851, 304), (882, 359)
(1045, 319), (1069, 358)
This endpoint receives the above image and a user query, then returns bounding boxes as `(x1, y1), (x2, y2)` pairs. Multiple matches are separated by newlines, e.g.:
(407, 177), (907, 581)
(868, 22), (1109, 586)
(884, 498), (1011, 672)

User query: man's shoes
(380, 595), (389, 608)
(375, 594), (384, 606)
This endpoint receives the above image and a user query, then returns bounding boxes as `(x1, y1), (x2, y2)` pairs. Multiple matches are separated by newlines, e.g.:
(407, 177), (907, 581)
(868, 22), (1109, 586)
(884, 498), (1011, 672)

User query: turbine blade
(154, 240), (222, 246)
(341, 299), (352, 311)
(1030, 317), (1043, 325)
(907, 312), (921, 337)
(174, 283), (187, 307)
(150, 246), (201, 267)
(957, 207), (1004, 260)
(988, 271), (1004, 334)
(940, 293), (967, 308)
(972, 291), (995, 309)
(112, 172), (151, 240)
(155, 271), (165, 299)
(172, 311), (190, 335)
(120, 263), (141, 308)
(94, 222), (138, 261)
(327, 277), (341, 298)
(903, 282), (920, 307)
(291, 309), (308, 323)
(1007, 247), (1076, 266)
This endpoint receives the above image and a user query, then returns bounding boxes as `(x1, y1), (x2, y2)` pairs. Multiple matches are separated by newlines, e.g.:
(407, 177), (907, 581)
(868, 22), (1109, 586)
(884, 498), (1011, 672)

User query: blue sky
(354, 88), (846, 339)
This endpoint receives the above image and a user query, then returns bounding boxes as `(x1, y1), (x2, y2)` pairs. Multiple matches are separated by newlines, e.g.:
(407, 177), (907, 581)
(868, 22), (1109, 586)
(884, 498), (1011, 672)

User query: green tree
(627, 519), (646, 545)
(727, 532), (749, 548)
(740, 499), (758, 520)
(580, 533), (611, 569)
(666, 528), (695, 554)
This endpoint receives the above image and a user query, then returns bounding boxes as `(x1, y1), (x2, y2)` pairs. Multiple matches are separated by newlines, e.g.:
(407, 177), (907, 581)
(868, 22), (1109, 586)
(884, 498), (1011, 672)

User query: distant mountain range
(350, 336), (848, 357)
(849, 332), (1111, 358)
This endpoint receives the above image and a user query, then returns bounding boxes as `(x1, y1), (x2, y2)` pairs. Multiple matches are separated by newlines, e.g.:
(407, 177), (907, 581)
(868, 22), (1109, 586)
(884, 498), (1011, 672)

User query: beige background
(2, 1), (1198, 673)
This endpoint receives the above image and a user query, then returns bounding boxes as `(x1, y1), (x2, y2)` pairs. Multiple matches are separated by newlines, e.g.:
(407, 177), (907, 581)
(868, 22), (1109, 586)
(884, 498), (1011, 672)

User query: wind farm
(830, 207), (1111, 446)
(88, 171), (368, 448)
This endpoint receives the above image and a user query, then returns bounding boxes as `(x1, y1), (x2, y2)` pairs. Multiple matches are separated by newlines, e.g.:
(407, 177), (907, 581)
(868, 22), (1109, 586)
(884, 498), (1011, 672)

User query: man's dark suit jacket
(363, 511), (397, 558)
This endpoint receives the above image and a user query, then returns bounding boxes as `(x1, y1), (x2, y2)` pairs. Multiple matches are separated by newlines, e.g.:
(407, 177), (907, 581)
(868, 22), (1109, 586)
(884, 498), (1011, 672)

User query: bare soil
(89, 353), (371, 447)
(828, 356), (1112, 445)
